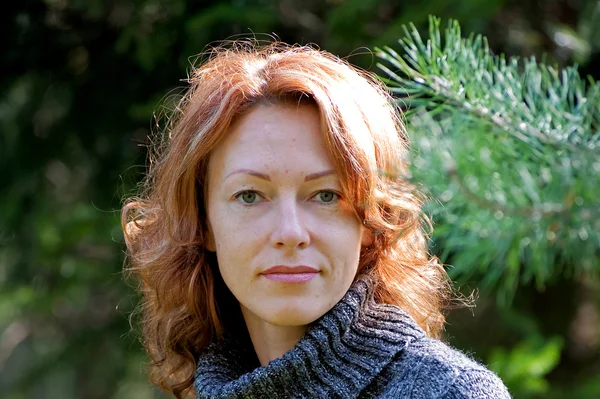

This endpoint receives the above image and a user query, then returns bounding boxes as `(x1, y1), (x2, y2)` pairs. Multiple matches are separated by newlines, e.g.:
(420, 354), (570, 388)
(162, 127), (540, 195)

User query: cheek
(211, 220), (259, 279)
(208, 205), (238, 248)
(215, 242), (250, 292)
(213, 222), (260, 253)
(337, 218), (365, 247)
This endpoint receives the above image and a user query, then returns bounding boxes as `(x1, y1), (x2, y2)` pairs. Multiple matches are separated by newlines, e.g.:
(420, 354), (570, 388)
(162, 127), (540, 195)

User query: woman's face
(206, 103), (372, 328)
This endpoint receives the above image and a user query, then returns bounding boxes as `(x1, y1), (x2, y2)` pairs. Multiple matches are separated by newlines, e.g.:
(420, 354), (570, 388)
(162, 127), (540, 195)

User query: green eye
(238, 191), (259, 204)
(317, 191), (337, 203)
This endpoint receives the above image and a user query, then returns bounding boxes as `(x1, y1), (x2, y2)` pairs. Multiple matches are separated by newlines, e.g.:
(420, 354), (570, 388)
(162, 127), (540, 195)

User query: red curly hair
(122, 42), (453, 398)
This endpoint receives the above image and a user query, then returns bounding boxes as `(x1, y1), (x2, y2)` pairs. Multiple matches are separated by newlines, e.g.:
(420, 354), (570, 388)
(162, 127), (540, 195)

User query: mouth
(261, 265), (319, 283)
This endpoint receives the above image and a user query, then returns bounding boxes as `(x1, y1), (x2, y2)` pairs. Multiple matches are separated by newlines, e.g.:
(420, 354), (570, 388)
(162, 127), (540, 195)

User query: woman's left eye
(313, 190), (340, 203)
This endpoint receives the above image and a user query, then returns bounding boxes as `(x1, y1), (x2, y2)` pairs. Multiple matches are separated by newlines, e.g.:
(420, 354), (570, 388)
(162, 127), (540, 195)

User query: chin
(259, 300), (330, 327)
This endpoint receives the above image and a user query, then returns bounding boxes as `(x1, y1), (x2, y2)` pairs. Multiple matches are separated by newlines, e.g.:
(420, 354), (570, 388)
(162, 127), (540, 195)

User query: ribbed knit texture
(194, 279), (511, 398)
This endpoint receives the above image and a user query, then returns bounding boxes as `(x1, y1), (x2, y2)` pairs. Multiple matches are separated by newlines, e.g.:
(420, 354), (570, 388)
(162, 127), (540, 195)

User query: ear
(204, 223), (216, 252)
(361, 226), (374, 247)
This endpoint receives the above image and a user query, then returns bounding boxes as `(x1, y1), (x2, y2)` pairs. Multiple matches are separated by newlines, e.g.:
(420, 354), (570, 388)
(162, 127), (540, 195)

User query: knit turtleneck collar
(194, 278), (426, 398)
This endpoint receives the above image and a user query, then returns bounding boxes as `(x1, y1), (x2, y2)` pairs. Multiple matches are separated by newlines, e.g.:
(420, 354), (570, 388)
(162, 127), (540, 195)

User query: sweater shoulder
(372, 337), (511, 398)
(407, 336), (490, 372)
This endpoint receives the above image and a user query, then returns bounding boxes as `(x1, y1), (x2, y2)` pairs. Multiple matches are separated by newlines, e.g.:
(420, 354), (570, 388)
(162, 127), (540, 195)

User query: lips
(262, 265), (318, 274)
(261, 265), (319, 283)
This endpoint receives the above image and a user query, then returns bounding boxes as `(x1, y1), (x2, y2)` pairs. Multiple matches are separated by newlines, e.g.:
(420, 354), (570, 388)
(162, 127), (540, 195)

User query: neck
(240, 305), (308, 366)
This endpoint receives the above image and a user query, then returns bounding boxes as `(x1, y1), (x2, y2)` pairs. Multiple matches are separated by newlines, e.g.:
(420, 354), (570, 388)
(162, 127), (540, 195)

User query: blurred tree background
(1, 1), (598, 398)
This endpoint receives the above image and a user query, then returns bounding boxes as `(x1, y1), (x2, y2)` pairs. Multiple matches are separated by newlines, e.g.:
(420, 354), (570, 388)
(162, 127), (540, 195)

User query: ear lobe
(361, 227), (374, 247)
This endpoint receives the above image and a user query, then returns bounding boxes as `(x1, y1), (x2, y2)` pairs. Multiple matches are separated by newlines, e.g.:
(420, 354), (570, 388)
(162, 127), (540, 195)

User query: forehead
(207, 103), (335, 175)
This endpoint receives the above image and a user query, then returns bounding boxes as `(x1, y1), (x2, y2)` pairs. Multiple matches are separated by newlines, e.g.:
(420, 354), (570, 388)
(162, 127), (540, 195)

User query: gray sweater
(194, 278), (511, 398)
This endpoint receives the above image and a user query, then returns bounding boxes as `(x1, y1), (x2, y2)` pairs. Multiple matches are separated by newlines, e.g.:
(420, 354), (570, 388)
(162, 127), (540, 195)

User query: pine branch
(376, 17), (600, 303)
(377, 18), (599, 152)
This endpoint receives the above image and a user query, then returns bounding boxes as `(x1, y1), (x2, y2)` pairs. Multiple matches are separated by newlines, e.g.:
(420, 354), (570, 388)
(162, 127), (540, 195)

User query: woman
(122, 42), (511, 398)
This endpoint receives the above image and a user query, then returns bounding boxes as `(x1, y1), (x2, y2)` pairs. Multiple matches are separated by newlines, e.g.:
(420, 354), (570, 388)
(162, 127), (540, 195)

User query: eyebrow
(225, 169), (335, 182)
(304, 170), (335, 182)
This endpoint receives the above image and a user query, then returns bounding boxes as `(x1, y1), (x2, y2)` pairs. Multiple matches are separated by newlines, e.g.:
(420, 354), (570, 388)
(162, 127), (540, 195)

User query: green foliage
(376, 17), (600, 304)
(488, 335), (564, 396)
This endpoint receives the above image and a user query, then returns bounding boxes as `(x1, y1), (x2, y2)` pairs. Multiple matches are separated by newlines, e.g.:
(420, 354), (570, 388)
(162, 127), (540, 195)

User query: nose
(271, 197), (310, 250)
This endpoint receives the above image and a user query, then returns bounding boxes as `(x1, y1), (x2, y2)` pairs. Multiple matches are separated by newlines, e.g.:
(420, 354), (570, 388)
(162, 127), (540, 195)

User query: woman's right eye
(234, 190), (262, 204)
